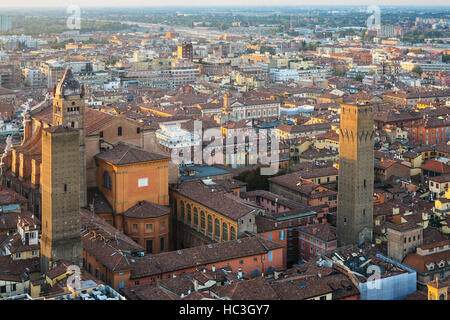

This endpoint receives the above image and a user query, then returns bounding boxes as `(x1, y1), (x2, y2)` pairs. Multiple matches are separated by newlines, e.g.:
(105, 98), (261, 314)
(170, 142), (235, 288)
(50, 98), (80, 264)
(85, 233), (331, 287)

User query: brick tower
(40, 125), (82, 274)
(52, 68), (87, 207)
(337, 102), (374, 246)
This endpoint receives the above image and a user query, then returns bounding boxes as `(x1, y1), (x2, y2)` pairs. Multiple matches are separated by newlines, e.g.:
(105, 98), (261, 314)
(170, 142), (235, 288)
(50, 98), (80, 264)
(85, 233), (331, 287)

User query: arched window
(103, 171), (112, 189)
(118, 126), (122, 136)
(230, 226), (236, 240)
(187, 204), (191, 225)
(180, 200), (185, 221)
(193, 208), (198, 228)
(200, 211), (206, 232)
(207, 215), (212, 236)
(214, 219), (220, 240)
(222, 223), (228, 241)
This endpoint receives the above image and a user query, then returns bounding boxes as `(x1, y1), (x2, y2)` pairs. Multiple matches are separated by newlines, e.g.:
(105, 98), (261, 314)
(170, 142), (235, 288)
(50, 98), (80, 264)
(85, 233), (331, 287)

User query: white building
(155, 124), (201, 164)
(23, 68), (44, 86)
(401, 61), (450, 73)
(269, 68), (299, 82)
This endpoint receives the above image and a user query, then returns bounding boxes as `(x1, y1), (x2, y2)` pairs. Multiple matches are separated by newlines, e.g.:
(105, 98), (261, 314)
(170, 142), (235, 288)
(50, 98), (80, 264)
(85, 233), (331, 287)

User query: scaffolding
(359, 254), (417, 300)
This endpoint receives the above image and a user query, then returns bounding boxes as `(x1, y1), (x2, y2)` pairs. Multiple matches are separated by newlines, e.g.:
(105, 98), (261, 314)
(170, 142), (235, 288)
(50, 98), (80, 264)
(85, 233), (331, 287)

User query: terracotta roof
(241, 190), (305, 211)
(299, 223), (337, 242)
(0, 187), (27, 206)
(95, 142), (169, 165)
(127, 236), (283, 279)
(31, 104), (117, 135)
(403, 249), (450, 273)
(173, 180), (259, 221)
(31, 105), (52, 123)
(0, 256), (40, 282)
(298, 166), (338, 180)
(158, 273), (195, 296)
(0, 232), (39, 254)
(121, 284), (180, 300)
(211, 277), (279, 300)
(255, 215), (286, 233)
(422, 160), (450, 174)
(269, 173), (336, 199)
(84, 108), (116, 134)
(429, 173), (450, 183)
(271, 275), (333, 300)
(123, 201), (170, 219)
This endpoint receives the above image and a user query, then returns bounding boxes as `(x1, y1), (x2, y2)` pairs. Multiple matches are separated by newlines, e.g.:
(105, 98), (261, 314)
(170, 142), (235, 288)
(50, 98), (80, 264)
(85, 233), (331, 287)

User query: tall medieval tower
(337, 102), (374, 246)
(52, 68), (87, 207)
(40, 69), (85, 273)
(40, 125), (83, 273)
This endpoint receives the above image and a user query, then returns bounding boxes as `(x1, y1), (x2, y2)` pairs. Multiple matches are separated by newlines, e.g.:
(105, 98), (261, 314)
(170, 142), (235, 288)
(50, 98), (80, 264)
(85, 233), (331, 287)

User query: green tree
(355, 74), (364, 82)
(412, 66), (423, 75)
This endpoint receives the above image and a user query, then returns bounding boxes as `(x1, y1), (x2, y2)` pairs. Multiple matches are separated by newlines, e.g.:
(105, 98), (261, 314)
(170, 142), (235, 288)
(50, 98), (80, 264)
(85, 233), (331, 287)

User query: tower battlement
(337, 103), (374, 246)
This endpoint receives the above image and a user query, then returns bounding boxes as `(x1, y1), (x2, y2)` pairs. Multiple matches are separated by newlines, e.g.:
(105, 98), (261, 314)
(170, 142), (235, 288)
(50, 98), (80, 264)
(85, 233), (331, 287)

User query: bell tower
(337, 102), (374, 246)
(52, 68), (87, 207)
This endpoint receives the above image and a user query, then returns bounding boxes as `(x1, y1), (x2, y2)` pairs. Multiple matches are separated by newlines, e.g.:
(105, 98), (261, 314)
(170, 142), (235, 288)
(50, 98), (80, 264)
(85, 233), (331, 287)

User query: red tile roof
(95, 142), (169, 165)
(422, 159), (450, 174)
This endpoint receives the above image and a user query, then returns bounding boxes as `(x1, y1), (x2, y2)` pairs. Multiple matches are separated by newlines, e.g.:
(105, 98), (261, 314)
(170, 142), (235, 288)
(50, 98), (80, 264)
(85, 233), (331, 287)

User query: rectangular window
(146, 240), (153, 254)
(146, 224), (153, 231)
(138, 178), (148, 188)
(268, 251), (273, 262)
(160, 238), (165, 251)
(133, 224), (138, 230)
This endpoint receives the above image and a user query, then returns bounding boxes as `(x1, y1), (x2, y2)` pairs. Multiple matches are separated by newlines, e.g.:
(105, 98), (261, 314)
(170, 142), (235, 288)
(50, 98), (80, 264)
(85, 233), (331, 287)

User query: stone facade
(337, 102), (375, 246)
(387, 224), (423, 262)
(52, 68), (87, 207)
(40, 126), (83, 273)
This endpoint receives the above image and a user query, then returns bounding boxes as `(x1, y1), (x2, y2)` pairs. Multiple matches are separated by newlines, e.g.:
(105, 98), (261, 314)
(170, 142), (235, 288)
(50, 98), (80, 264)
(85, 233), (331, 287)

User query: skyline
(1, 1), (450, 8)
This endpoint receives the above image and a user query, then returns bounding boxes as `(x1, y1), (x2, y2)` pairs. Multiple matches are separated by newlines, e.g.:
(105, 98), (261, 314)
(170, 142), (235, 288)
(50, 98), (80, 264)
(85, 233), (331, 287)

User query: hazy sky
(1, 0), (449, 8)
